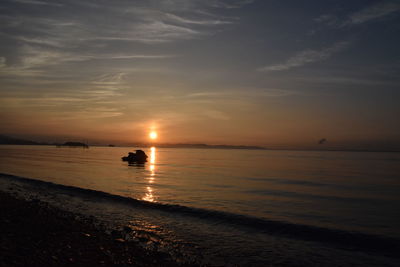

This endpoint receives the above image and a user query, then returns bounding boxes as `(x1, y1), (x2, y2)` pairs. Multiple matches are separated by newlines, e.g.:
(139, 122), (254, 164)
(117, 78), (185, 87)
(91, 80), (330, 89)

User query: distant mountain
(0, 135), (43, 145)
(0, 135), (92, 147)
(0, 135), (264, 150)
(141, 143), (266, 150)
(58, 142), (89, 148)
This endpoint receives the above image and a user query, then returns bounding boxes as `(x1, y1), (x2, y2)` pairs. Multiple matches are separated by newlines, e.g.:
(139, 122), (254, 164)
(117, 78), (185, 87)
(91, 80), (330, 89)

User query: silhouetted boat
(122, 150), (148, 163)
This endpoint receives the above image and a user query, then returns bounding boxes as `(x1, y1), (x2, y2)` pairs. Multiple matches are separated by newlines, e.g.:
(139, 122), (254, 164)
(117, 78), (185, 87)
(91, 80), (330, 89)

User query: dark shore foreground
(0, 191), (180, 267)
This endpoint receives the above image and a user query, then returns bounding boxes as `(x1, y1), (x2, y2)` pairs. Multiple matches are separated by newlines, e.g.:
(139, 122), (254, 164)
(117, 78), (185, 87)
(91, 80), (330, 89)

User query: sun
(149, 131), (158, 140)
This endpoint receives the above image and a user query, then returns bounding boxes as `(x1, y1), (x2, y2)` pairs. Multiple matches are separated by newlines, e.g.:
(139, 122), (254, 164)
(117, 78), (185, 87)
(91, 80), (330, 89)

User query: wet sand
(0, 191), (181, 267)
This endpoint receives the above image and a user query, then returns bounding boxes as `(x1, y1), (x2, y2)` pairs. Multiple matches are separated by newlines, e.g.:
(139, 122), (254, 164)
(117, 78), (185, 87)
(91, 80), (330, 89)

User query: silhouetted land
(0, 135), (263, 150)
(0, 135), (90, 148)
(146, 143), (265, 150)
(58, 142), (89, 148)
(0, 135), (45, 146)
(0, 191), (180, 267)
(2, 134), (400, 152)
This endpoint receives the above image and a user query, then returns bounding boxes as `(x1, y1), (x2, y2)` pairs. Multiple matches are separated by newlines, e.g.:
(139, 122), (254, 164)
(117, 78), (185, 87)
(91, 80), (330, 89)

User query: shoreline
(0, 190), (182, 267)
(1, 173), (400, 266)
(2, 143), (400, 154)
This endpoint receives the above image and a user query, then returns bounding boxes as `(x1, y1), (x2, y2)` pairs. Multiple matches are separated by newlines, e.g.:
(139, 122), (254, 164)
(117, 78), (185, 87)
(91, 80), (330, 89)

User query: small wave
(245, 176), (331, 187)
(244, 188), (390, 204)
(1, 172), (399, 257)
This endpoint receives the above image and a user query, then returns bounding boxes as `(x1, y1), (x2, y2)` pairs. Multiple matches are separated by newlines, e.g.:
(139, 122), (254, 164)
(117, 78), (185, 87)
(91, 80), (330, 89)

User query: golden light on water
(143, 186), (154, 202)
(150, 146), (156, 164)
(149, 131), (158, 140)
(143, 146), (156, 202)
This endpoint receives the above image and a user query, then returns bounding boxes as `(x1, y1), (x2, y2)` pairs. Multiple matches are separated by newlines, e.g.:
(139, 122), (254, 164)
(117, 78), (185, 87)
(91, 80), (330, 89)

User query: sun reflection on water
(143, 146), (156, 202)
(150, 146), (156, 164)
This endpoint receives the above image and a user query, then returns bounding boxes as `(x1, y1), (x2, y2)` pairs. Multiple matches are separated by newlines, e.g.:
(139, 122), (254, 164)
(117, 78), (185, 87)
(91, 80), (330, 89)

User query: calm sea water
(0, 145), (399, 265)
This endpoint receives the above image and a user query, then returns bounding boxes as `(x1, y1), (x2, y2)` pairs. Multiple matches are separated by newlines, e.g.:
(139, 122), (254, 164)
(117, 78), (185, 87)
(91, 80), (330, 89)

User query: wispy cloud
(258, 41), (350, 72)
(348, 1), (400, 25)
(165, 13), (232, 25)
(0, 57), (5, 68)
(206, 0), (255, 9)
(203, 110), (230, 120)
(0, 0), (251, 79)
(96, 21), (204, 44)
(0, 70), (127, 117)
(315, 1), (400, 28)
(314, 14), (340, 27)
(72, 54), (175, 61)
(11, 0), (63, 7)
(1, 0), (248, 46)
(185, 88), (295, 98)
(0, 44), (174, 78)
(144, 0), (254, 11)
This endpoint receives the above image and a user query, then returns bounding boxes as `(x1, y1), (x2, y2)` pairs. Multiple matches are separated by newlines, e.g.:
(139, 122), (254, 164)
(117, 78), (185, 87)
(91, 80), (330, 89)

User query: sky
(0, 0), (399, 149)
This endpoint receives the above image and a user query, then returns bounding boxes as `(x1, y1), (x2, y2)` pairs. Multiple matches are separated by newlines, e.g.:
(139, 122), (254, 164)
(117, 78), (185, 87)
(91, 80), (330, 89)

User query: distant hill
(0, 135), (43, 145)
(0, 135), (93, 147)
(141, 143), (266, 150)
(58, 142), (89, 148)
(0, 135), (263, 150)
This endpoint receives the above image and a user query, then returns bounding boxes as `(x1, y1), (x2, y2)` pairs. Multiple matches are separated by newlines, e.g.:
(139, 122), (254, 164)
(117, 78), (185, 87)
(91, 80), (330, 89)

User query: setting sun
(149, 131), (158, 140)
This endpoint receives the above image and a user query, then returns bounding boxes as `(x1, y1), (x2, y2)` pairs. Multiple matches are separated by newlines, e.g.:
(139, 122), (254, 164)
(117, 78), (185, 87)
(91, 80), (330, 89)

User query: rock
(123, 226), (132, 233)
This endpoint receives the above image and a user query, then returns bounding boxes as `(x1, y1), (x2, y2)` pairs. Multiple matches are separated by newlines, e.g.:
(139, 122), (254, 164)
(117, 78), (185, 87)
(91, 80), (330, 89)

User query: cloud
(11, 0), (63, 7)
(0, 43), (174, 78)
(0, 69), (127, 117)
(0, 15), (87, 48)
(348, 2), (400, 25)
(0, 0), (252, 56)
(221, 89), (293, 97)
(180, 88), (296, 103)
(145, 0), (254, 11)
(0, 46), (60, 77)
(315, 1), (400, 28)
(203, 110), (230, 120)
(0, 0), (252, 82)
(100, 20), (204, 43)
(165, 13), (232, 25)
(313, 14), (340, 27)
(0, 57), (5, 67)
(205, 0), (254, 9)
(60, 53), (175, 62)
(13, 36), (68, 48)
(258, 41), (350, 72)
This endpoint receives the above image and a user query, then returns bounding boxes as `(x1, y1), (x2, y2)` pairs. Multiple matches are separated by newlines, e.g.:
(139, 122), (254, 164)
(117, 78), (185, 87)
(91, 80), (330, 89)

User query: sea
(0, 145), (399, 266)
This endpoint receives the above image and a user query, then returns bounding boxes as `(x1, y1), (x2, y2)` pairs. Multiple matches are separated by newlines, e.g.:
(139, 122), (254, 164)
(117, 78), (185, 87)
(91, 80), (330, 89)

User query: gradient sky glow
(1, 0), (400, 149)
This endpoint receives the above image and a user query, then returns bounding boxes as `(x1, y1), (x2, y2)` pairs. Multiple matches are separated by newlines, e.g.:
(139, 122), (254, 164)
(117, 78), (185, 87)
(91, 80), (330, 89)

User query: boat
(121, 150), (148, 163)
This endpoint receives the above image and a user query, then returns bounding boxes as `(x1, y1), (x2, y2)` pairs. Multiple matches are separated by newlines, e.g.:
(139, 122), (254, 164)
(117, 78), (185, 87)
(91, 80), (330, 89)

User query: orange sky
(1, 0), (399, 150)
